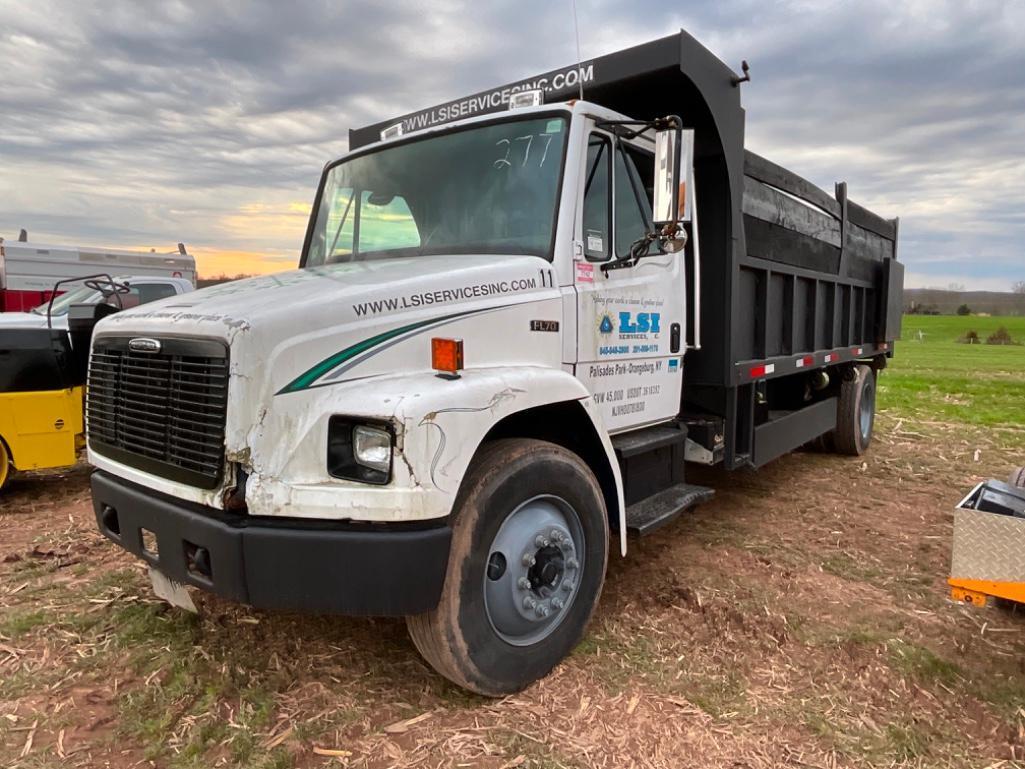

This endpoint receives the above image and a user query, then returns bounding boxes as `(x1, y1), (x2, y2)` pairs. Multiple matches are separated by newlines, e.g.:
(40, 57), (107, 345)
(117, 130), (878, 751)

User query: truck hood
(0, 312), (51, 329)
(93, 254), (554, 394)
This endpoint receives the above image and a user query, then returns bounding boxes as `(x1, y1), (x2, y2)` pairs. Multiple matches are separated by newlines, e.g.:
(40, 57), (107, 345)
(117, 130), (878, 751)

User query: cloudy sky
(1, 0), (1022, 289)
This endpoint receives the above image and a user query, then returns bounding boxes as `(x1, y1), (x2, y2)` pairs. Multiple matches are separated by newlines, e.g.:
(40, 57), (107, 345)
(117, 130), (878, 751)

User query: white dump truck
(87, 32), (902, 695)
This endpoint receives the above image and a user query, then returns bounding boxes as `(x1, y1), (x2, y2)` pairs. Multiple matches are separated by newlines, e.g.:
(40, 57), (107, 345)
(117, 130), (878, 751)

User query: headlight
(353, 425), (391, 473)
(327, 417), (392, 484)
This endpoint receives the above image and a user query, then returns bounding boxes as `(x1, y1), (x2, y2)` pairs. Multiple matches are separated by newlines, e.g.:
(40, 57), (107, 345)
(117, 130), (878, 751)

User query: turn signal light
(432, 337), (464, 375)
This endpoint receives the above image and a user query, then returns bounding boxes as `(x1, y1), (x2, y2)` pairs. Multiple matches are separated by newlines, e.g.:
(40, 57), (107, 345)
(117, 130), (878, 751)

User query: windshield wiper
(326, 189), (356, 259)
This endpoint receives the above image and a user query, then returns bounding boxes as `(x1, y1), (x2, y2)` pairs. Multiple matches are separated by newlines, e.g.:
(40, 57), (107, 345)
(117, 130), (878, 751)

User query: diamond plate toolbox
(951, 506), (1025, 583)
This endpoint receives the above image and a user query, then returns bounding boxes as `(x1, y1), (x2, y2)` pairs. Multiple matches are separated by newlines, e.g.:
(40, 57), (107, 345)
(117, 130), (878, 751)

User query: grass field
(881, 315), (1025, 429)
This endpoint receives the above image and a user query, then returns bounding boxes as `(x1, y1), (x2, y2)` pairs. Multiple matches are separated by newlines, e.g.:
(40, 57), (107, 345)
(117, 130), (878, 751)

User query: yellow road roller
(0, 276), (122, 492)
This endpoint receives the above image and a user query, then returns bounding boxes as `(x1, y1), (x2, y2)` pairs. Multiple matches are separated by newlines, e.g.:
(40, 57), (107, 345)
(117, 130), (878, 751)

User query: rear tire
(834, 364), (876, 456)
(1010, 466), (1025, 489)
(407, 438), (609, 696)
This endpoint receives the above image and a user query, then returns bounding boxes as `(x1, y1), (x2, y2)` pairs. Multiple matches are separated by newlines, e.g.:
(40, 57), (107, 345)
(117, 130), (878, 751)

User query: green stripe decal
(277, 309), (478, 394)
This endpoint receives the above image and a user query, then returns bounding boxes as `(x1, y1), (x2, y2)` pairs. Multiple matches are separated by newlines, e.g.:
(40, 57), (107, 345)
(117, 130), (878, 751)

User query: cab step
(625, 482), (715, 537)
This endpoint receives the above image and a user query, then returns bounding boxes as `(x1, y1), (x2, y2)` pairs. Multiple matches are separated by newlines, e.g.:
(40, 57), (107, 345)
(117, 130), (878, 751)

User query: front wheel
(407, 438), (609, 696)
(0, 438), (12, 493)
(1010, 466), (1025, 489)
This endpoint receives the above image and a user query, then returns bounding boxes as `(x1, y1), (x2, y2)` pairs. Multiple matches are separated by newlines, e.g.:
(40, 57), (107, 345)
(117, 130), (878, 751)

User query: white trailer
(0, 237), (196, 312)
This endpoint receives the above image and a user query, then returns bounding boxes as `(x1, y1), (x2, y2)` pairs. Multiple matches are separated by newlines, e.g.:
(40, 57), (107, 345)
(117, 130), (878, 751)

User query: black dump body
(351, 31), (903, 469)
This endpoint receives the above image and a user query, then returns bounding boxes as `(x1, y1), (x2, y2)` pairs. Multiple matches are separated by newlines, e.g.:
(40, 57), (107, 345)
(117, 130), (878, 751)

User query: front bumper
(91, 470), (452, 616)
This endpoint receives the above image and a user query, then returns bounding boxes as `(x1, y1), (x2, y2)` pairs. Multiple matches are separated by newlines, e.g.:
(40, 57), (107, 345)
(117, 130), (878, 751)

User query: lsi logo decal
(618, 312), (661, 334)
(598, 315), (614, 334)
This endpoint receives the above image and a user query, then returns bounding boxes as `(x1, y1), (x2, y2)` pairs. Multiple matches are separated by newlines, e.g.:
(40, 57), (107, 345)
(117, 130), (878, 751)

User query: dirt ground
(3, 414), (1025, 769)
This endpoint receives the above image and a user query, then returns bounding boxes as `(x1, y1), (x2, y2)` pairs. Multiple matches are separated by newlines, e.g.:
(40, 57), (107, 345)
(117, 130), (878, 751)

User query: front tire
(0, 438), (12, 493)
(1010, 466), (1025, 489)
(407, 438), (609, 696)
(834, 364), (876, 456)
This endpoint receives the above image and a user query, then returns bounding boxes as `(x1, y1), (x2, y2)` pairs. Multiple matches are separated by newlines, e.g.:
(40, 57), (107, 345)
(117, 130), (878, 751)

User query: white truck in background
(0, 276), (194, 331)
(86, 32), (902, 695)
(0, 235), (196, 312)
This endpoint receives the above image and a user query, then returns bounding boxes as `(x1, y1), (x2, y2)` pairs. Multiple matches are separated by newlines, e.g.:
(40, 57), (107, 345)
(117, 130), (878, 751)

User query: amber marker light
(431, 337), (464, 377)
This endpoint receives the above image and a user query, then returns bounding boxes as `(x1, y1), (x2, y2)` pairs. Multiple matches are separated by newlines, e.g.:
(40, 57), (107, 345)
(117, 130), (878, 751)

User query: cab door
(572, 127), (685, 433)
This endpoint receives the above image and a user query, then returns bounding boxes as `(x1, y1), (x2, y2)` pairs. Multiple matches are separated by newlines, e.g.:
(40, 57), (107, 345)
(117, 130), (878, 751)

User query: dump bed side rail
(731, 150), (902, 388)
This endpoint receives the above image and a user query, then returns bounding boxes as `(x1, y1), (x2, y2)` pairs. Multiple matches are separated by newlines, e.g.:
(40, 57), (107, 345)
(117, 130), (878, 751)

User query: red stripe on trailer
(824, 352), (837, 363)
(852, 346), (863, 356)
(878, 342), (889, 351)
(0, 288), (60, 312)
(795, 355), (815, 368)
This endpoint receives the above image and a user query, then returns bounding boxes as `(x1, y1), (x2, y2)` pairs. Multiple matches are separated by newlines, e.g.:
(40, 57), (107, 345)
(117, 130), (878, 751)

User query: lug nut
(552, 597), (564, 610)
(535, 535), (549, 548)
(535, 604), (550, 618)
(517, 577), (531, 590)
(551, 530), (564, 542)
(523, 596), (537, 610)
(522, 553), (536, 567)
(562, 581), (574, 592)
(567, 558), (579, 570)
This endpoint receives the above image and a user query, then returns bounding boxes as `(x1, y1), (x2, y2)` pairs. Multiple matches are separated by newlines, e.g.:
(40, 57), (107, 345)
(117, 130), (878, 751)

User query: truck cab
(88, 32), (901, 695)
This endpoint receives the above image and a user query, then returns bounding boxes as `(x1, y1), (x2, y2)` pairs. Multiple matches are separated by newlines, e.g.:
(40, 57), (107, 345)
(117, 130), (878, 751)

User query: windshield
(304, 114), (568, 266)
(31, 284), (102, 315)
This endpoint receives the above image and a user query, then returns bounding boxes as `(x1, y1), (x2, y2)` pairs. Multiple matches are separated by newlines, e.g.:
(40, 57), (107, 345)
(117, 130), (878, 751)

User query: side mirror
(652, 124), (695, 229)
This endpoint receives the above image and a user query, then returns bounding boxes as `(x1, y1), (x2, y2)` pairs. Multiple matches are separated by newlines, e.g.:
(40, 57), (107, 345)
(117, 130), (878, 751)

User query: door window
(614, 144), (655, 258)
(134, 283), (178, 304)
(582, 134), (611, 260)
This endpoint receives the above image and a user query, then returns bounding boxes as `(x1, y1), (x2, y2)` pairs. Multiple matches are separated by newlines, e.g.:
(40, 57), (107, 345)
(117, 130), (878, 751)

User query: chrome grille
(87, 337), (229, 488)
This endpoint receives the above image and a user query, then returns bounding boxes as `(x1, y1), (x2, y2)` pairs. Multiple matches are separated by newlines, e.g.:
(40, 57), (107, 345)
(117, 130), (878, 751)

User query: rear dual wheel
(407, 439), (609, 696)
(833, 364), (876, 456)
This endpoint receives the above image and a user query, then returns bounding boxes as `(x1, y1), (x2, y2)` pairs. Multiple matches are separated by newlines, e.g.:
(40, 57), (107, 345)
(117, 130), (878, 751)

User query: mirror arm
(600, 233), (660, 274)
(593, 117), (666, 141)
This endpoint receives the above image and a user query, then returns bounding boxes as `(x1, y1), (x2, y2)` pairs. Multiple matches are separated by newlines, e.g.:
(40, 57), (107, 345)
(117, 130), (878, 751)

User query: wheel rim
(859, 380), (875, 442)
(483, 494), (585, 647)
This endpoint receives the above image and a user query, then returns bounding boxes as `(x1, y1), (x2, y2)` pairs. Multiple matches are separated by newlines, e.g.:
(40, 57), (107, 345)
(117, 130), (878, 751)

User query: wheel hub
(529, 546), (564, 592)
(860, 379), (875, 442)
(483, 495), (585, 646)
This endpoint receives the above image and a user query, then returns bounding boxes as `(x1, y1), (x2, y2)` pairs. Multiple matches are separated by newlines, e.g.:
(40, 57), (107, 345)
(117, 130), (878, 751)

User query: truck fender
(389, 368), (627, 556)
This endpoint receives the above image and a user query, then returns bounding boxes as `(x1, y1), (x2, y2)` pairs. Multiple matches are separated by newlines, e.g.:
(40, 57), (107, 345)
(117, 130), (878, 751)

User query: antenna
(570, 0), (584, 100)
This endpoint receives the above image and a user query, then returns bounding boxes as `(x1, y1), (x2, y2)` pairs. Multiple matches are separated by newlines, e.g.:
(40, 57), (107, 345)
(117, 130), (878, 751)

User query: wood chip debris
(312, 746), (353, 757)
(384, 711), (433, 734)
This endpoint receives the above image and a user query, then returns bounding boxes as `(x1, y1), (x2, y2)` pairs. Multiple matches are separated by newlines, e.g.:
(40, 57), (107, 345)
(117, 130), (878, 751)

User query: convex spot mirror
(661, 225), (688, 253)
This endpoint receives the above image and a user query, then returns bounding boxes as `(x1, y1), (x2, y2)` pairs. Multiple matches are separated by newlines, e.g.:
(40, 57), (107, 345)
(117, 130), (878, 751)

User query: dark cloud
(0, 0), (1021, 287)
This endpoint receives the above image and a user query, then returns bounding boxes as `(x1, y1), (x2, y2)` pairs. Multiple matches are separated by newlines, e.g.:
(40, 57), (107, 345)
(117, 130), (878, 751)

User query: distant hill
(904, 288), (1025, 316)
